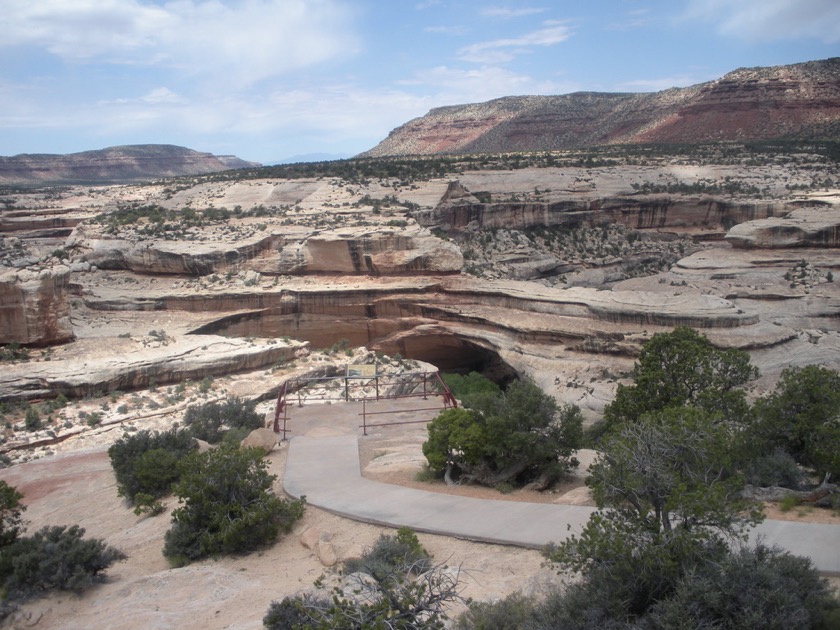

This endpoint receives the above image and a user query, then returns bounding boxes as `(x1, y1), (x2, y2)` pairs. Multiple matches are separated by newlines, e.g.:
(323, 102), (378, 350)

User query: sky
(1, 0), (838, 164)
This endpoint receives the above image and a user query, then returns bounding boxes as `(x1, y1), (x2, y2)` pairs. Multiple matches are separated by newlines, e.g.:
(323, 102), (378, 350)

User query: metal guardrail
(273, 371), (457, 439)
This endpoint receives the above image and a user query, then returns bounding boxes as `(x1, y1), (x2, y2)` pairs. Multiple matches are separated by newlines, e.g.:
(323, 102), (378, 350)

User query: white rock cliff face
(0, 266), (74, 345)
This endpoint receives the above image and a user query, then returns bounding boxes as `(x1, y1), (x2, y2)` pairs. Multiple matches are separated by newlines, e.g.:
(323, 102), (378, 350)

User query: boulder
(240, 428), (277, 453)
(316, 541), (338, 567)
(299, 527), (321, 550)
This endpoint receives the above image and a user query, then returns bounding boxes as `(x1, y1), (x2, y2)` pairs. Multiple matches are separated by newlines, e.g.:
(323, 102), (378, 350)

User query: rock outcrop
(0, 266), (74, 345)
(67, 225), (283, 275)
(254, 226), (464, 275)
(420, 184), (789, 234)
(69, 223), (463, 277)
(0, 336), (302, 401)
(361, 58), (840, 157)
(725, 206), (840, 248)
(0, 144), (260, 185)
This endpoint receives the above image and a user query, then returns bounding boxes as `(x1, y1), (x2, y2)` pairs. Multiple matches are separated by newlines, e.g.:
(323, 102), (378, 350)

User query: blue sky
(2, 0), (838, 164)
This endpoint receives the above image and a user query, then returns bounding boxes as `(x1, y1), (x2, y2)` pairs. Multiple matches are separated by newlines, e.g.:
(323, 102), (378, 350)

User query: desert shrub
(344, 527), (432, 580)
(182, 396), (263, 444)
(221, 426), (252, 447)
(108, 427), (197, 505)
(749, 365), (840, 481)
(647, 544), (840, 629)
(743, 448), (806, 489)
(163, 444), (305, 566)
(0, 525), (125, 600)
(263, 595), (316, 629)
(266, 562), (461, 630)
(0, 482), (25, 548)
(604, 326), (757, 430)
(132, 493), (166, 517)
(454, 592), (539, 629)
(23, 406), (41, 431)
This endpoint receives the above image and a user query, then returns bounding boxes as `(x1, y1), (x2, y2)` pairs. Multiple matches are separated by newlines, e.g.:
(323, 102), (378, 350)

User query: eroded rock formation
(0, 266), (74, 345)
(68, 224), (462, 276)
(725, 207), (840, 248)
(67, 224), (284, 275)
(250, 226), (464, 275)
(0, 335), (302, 401)
(421, 181), (789, 234)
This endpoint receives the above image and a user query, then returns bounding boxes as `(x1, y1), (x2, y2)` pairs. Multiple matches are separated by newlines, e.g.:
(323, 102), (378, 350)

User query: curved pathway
(283, 434), (840, 575)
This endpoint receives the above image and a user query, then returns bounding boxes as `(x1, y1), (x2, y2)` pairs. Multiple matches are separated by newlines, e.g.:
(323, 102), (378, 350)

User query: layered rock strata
(421, 181), (791, 234)
(68, 224), (463, 276)
(0, 266), (74, 345)
(0, 336), (302, 401)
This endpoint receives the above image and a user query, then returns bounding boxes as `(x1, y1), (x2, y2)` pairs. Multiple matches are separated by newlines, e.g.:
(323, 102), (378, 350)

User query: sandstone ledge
(0, 336), (303, 401)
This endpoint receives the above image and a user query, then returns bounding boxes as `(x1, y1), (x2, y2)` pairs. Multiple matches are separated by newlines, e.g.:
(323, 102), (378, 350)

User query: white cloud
(141, 87), (184, 104)
(480, 7), (547, 19)
(402, 65), (577, 103)
(457, 21), (573, 63)
(685, 0), (840, 43)
(1, 0), (359, 85)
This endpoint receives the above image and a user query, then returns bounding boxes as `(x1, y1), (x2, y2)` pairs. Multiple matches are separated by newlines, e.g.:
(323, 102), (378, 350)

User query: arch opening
(191, 311), (518, 386)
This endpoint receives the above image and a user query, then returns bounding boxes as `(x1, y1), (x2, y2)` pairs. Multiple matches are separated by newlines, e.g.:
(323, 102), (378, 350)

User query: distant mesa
(0, 144), (261, 185)
(360, 57), (840, 157)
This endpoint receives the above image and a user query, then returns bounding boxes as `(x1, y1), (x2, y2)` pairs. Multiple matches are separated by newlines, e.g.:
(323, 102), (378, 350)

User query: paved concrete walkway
(283, 434), (840, 574)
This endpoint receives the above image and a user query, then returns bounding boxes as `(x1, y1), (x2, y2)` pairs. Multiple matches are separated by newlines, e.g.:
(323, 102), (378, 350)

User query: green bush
(263, 596), (316, 629)
(454, 592), (539, 629)
(163, 444), (304, 566)
(0, 481), (25, 547)
(743, 448), (806, 489)
(344, 527), (432, 580)
(24, 406), (41, 432)
(423, 379), (582, 490)
(0, 525), (125, 599)
(750, 365), (840, 481)
(182, 396), (263, 444)
(108, 427), (197, 505)
(266, 562), (460, 629)
(647, 544), (840, 629)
